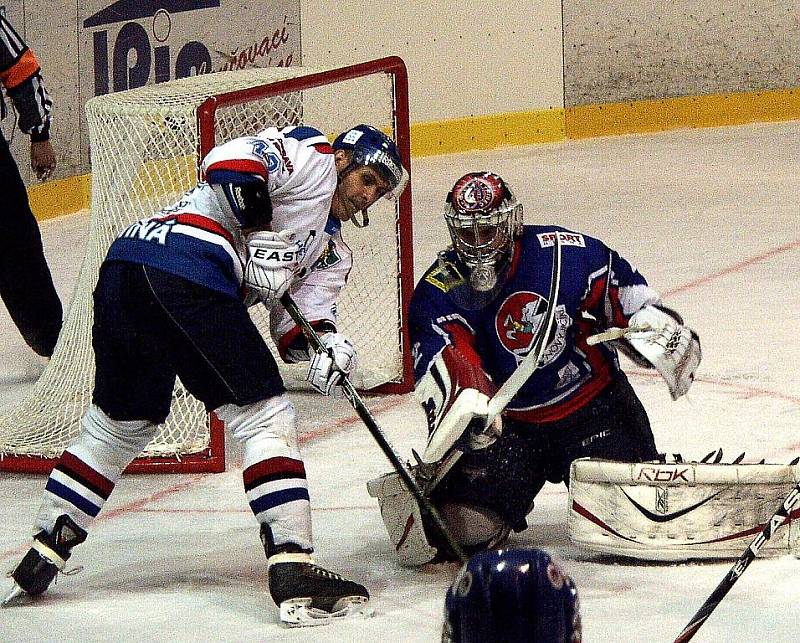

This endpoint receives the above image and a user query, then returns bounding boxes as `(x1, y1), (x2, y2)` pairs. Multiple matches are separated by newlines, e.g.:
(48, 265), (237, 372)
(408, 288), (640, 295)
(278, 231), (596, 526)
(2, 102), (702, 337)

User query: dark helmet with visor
(442, 548), (582, 643)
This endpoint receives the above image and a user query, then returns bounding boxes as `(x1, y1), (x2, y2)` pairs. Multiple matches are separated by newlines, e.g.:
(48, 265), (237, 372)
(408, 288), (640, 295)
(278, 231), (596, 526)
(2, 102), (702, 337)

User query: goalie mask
(444, 172), (523, 291)
(443, 548), (582, 643)
(332, 124), (409, 227)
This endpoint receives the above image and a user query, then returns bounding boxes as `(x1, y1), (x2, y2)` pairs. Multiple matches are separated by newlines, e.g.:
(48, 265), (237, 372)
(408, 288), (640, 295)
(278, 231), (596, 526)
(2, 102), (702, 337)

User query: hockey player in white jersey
(4, 124), (408, 626)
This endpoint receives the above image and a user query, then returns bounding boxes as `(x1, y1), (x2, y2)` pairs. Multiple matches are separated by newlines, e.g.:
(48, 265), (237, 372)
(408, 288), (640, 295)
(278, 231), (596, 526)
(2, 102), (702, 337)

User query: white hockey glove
(625, 305), (702, 400)
(244, 230), (301, 303)
(306, 332), (358, 395)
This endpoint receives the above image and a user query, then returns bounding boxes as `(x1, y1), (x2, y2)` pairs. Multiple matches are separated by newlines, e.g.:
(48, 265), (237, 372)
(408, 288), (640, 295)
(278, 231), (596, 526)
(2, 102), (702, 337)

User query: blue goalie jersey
(409, 225), (661, 423)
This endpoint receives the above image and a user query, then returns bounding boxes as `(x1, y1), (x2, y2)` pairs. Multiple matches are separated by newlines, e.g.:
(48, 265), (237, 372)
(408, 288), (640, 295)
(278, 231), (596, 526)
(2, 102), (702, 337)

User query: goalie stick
(672, 478), (800, 642)
(585, 322), (652, 346)
(423, 233), (563, 494)
(279, 293), (468, 564)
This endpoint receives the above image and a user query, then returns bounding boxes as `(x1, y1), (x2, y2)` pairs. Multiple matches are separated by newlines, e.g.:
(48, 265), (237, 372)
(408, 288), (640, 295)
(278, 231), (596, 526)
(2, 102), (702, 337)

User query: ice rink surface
(2, 120), (800, 642)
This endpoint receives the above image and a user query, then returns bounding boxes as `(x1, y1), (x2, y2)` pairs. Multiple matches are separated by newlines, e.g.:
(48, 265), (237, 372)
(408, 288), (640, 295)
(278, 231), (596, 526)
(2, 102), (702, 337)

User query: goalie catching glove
(244, 230), (301, 303)
(619, 305), (701, 400)
(306, 332), (358, 395)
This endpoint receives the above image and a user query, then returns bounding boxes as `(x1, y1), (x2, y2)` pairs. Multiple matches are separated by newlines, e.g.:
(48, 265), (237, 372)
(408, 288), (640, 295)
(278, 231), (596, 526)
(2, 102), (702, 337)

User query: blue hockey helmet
(442, 548), (582, 643)
(332, 124), (408, 200)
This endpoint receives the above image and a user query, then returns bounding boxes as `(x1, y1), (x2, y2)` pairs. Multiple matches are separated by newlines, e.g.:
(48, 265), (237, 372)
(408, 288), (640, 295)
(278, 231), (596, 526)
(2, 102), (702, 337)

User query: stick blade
(2, 582), (27, 607)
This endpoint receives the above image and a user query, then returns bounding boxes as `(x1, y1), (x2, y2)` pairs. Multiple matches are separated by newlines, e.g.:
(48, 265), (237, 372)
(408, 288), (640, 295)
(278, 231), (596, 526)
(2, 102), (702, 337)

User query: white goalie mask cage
(443, 172), (523, 289)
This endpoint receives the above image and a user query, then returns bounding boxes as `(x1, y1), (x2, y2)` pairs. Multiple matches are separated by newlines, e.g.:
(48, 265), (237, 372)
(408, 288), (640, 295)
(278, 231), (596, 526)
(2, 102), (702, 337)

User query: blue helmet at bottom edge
(443, 548), (582, 643)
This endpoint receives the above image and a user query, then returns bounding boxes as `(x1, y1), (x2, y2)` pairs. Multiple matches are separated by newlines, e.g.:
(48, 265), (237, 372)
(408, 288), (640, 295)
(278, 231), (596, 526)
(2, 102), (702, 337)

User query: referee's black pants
(0, 130), (62, 356)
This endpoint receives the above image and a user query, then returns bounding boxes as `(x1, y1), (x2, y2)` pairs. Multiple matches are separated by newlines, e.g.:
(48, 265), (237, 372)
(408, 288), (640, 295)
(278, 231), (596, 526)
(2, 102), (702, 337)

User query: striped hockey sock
(40, 450), (117, 532)
(243, 456), (312, 550)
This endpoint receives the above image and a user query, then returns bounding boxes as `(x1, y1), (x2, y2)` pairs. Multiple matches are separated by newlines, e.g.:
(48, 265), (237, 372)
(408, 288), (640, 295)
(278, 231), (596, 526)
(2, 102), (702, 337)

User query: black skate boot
(260, 524), (370, 626)
(3, 514), (87, 606)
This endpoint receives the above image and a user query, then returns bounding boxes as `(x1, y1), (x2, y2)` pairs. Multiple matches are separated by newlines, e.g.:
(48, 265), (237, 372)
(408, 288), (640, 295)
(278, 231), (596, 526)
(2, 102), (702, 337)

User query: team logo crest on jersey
(311, 239), (342, 271)
(495, 291), (570, 364)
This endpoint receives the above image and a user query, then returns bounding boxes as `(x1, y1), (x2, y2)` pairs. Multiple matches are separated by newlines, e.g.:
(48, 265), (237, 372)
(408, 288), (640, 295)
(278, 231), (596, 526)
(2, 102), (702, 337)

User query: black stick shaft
(673, 481), (800, 642)
(280, 293), (468, 563)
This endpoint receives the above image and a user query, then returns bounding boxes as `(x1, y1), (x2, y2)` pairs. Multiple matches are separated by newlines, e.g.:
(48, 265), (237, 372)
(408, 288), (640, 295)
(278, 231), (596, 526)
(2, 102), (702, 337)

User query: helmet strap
(351, 208), (369, 228)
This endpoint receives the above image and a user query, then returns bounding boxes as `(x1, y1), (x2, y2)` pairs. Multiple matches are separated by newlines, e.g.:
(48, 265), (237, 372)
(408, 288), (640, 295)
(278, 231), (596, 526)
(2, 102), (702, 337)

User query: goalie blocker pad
(568, 458), (800, 560)
(414, 344), (497, 463)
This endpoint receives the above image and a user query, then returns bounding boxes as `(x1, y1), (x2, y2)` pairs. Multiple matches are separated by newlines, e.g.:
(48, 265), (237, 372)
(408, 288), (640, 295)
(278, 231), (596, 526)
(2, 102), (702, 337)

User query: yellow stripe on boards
(26, 86), (800, 221)
(565, 88), (800, 139)
(28, 173), (91, 221)
(410, 108), (565, 157)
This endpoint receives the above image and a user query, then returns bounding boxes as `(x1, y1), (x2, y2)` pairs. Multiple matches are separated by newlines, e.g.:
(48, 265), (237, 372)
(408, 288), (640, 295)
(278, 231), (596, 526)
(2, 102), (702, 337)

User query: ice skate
(3, 514), (86, 607)
(261, 525), (371, 626)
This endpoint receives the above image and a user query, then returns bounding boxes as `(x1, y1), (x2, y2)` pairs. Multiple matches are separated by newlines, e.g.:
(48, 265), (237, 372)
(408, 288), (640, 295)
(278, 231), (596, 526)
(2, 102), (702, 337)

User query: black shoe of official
(260, 524), (368, 614)
(8, 514), (87, 599)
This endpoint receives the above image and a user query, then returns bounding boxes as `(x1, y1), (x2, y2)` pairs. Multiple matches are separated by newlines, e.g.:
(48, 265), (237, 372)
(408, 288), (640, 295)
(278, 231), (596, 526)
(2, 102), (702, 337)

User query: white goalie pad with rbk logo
(568, 458), (800, 560)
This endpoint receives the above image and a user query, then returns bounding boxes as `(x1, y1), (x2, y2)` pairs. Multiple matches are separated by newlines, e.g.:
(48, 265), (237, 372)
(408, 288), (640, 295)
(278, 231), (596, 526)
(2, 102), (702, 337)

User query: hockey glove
(307, 332), (358, 395)
(244, 230), (301, 303)
(626, 305), (702, 400)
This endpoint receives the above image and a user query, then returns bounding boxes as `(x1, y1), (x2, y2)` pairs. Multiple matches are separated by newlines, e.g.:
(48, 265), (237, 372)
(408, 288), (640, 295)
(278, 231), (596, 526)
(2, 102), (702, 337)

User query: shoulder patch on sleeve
(424, 259), (466, 292)
(284, 125), (329, 145)
(537, 231), (586, 248)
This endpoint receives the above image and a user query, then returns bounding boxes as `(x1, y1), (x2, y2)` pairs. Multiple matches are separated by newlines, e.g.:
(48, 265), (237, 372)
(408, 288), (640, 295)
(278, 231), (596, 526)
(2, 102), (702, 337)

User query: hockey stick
(424, 233), (563, 493)
(672, 480), (800, 642)
(585, 322), (652, 346)
(279, 293), (468, 564)
(486, 234), (563, 423)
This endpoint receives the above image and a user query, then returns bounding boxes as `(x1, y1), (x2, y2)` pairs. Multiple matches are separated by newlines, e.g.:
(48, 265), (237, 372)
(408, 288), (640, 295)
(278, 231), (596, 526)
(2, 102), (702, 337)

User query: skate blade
(279, 596), (373, 627)
(2, 582), (27, 607)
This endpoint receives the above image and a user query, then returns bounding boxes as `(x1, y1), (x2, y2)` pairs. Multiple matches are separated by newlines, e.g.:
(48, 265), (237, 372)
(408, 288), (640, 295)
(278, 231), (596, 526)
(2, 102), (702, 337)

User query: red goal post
(0, 57), (414, 475)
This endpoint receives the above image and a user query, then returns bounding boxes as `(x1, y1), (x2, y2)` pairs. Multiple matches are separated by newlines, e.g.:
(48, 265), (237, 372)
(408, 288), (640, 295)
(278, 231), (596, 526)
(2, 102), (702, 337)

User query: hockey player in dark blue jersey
(368, 171), (701, 565)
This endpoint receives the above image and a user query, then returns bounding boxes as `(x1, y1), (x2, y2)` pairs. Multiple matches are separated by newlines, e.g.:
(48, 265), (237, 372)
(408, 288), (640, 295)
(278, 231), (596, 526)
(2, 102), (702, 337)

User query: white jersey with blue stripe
(106, 125), (351, 345)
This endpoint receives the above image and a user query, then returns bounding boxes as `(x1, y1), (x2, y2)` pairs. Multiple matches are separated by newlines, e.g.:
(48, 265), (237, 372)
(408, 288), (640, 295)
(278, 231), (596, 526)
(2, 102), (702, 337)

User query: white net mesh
(0, 64), (410, 466)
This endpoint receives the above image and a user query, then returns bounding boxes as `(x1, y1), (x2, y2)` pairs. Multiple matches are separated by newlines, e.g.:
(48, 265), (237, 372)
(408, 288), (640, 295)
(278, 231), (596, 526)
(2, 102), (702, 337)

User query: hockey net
(0, 57), (414, 474)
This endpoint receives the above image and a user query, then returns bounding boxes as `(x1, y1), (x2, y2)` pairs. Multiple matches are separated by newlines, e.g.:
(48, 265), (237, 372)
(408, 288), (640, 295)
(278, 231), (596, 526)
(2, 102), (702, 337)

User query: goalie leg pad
(569, 457), (800, 560)
(438, 502), (510, 550)
(367, 470), (512, 565)
(366, 471), (438, 566)
(434, 423), (549, 530)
